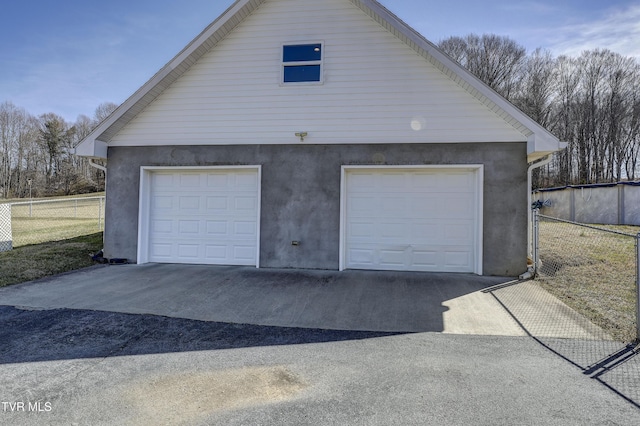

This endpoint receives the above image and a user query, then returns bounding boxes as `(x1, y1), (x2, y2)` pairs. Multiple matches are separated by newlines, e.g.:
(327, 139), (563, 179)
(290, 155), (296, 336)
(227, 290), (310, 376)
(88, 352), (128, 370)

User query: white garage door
(343, 167), (481, 273)
(146, 168), (260, 265)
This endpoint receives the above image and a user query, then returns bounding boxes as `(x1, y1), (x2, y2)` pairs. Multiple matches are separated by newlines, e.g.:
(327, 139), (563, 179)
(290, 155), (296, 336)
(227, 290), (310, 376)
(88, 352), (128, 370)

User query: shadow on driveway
(489, 280), (640, 409)
(0, 305), (401, 364)
(0, 264), (519, 365)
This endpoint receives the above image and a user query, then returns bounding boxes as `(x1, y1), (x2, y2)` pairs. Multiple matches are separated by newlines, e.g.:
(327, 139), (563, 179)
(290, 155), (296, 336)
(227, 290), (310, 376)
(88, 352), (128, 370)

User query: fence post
(533, 209), (540, 277)
(99, 197), (103, 230)
(636, 232), (640, 342)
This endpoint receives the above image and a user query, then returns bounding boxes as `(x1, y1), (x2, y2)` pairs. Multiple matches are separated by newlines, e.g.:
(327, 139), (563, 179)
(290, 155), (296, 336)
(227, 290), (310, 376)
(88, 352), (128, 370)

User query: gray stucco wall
(574, 187), (618, 224)
(105, 143), (528, 276)
(535, 188), (573, 220)
(537, 184), (640, 225)
(624, 186), (640, 225)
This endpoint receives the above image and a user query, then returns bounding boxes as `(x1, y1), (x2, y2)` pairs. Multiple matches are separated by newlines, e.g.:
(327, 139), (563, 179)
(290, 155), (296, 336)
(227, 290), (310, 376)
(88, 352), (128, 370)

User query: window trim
(281, 41), (324, 85)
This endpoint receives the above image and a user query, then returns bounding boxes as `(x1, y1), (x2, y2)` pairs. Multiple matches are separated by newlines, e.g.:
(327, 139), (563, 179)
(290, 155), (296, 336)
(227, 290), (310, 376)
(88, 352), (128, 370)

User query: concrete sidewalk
(0, 263), (526, 335)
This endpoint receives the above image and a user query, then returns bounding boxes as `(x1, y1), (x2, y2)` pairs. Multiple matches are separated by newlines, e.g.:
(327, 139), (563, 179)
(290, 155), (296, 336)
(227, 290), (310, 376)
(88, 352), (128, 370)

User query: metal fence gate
(533, 210), (640, 343)
(489, 209), (640, 408)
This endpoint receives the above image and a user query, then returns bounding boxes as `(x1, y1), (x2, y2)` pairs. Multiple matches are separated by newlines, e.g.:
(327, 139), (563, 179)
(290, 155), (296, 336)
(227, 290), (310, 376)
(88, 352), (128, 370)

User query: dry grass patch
(0, 232), (103, 287)
(536, 220), (639, 342)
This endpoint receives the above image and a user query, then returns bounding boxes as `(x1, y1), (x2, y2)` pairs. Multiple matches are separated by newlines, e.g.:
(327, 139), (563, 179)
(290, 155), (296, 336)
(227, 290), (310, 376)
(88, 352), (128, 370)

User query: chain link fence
(489, 210), (640, 408)
(0, 196), (105, 249)
(534, 212), (639, 343)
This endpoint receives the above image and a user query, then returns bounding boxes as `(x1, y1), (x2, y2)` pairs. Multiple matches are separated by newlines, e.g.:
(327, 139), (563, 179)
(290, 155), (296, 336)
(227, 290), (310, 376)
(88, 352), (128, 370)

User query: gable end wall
(108, 0), (526, 148)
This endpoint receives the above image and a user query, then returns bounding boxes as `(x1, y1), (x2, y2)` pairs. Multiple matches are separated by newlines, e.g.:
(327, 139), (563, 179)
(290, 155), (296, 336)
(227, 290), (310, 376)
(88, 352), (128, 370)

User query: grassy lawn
(0, 232), (103, 287)
(7, 197), (104, 247)
(12, 217), (104, 247)
(536, 220), (639, 342)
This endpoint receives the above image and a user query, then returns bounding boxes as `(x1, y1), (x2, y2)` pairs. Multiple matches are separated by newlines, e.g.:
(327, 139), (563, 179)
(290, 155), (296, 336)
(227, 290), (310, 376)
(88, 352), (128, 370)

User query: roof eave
(74, 136), (108, 159)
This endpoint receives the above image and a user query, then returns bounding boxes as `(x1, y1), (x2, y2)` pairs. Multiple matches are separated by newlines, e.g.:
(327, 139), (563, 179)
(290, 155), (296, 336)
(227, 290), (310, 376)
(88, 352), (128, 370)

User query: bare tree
(0, 101), (118, 199)
(438, 34), (527, 99)
(625, 63), (640, 180)
(93, 102), (118, 125)
(0, 102), (38, 198)
(438, 34), (640, 187)
(513, 48), (556, 127)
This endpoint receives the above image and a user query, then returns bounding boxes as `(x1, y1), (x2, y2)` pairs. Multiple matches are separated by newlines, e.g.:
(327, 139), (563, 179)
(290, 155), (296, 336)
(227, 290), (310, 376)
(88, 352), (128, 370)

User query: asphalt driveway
(1, 264), (639, 424)
(0, 263), (523, 334)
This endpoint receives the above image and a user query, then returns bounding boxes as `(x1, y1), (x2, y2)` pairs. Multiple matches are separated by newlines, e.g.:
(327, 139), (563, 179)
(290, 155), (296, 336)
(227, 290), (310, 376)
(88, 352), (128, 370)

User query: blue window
(283, 65), (321, 83)
(283, 43), (322, 83)
(284, 44), (322, 62)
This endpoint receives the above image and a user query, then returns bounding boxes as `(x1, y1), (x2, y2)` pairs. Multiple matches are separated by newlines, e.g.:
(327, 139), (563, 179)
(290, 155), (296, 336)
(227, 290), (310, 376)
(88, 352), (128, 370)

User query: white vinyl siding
(138, 167), (260, 266)
(109, 0), (525, 147)
(341, 166), (482, 274)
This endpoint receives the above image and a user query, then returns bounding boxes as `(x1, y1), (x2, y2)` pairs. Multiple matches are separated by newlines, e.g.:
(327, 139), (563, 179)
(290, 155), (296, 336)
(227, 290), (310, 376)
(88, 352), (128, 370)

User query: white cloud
(547, 4), (640, 59)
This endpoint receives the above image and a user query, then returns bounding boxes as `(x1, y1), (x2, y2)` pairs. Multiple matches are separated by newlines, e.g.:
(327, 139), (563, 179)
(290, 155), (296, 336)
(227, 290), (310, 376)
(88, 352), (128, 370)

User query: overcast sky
(1, 0), (638, 122)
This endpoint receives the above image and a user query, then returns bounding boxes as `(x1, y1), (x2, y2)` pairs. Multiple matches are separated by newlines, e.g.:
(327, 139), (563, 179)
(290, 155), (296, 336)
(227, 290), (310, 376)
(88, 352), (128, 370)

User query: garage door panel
(443, 249), (473, 268)
(152, 196), (173, 210)
(348, 248), (375, 265)
(234, 221), (257, 236)
(349, 196), (378, 213)
(151, 219), (172, 234)
(206, 173), (228, 187)
(349, 221), (375, 237)
(411, 173), (439, 189)
(411, 250), (439, 268)
(235, 196), (258, 211)
(380, 173), (405, 189)
(178, 220), (199, 234)
(410, 223), (439, 240)
(152, 173), (174, 187)
(177, 244), (199, 259)
(348, 173), (377, 189)
(379, 222), (407, 238)
(235, 172), (259, 188)
(381, 197), (407, 215)
(379, 249), (407, 267)
(178, 196), (200, 211)
(150, 243), (172, 258)
(205, 245), (227, 261)
(233, 245), (258, 262)
(206, 221), (228, 235)
(344, 168), (479, 273)
(206, 196), (228, 211)
(443, 173), (474, 190)
(146, 169), (259, 265)
(409, 198), (438, 215)
(179, 174), (201, 187)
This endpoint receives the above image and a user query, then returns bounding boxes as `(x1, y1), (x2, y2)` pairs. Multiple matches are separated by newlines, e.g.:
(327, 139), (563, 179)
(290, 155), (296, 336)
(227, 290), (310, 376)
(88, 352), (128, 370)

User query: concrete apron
(0, 263), (554, 336)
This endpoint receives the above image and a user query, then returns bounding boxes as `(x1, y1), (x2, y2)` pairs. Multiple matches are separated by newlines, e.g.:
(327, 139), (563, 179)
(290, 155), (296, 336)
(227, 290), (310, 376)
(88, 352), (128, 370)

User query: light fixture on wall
(295, 132), (308, 142)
